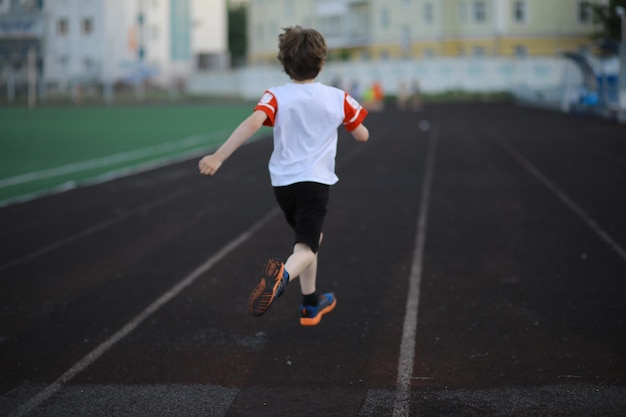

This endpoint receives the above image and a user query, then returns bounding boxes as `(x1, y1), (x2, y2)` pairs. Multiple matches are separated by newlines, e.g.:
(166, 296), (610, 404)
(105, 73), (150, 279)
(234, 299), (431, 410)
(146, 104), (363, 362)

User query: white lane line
(0, 131), (229, 189)
(480, 123), (626, 264)
(1, 134), (271, 268)
(392, 121), (439, 417)
(7, 207), (280, 417)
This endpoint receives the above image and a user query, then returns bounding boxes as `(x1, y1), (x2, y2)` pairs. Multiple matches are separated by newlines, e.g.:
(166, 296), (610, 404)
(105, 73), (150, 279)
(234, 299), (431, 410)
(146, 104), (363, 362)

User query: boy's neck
(292, 79), (315, 84)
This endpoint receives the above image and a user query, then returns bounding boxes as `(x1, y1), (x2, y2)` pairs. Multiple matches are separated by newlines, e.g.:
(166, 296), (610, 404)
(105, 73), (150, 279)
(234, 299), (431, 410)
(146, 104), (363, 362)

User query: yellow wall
(248, 33), (594, 63)
(324, 35), (595, 61)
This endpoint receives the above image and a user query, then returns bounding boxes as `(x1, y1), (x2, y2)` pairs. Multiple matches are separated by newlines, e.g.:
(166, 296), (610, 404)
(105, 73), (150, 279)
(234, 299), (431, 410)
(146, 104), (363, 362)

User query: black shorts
(273, 182), (329, 253)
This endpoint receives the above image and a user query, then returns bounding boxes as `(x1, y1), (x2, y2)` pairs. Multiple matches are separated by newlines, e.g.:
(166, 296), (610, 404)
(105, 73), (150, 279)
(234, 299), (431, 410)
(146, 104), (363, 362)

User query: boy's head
(277, 26), (327, 81)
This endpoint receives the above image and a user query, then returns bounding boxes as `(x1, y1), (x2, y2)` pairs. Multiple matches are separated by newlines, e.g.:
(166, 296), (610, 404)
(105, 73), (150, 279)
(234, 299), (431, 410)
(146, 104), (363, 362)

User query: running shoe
(248, 258), (286, 317)
(300, 292), (336, 326)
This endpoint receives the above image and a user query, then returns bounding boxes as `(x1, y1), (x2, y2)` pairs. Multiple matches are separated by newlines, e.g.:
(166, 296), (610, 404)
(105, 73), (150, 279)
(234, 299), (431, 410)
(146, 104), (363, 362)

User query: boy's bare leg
(284, 243), (315, 286)
(284, 236), (335, 326)
(298, 251), (317, 295)
(284, 232), (322, 293)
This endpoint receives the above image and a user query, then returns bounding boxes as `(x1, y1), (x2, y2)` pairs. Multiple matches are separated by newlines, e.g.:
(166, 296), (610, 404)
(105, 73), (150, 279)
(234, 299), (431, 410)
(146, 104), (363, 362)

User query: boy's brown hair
(277, 26), (327, 81)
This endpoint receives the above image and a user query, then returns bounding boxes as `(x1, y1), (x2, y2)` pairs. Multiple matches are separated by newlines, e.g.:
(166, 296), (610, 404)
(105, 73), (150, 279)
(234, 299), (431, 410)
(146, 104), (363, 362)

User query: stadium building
(247, 0), (605, 64)
(0, 0), (228, 102)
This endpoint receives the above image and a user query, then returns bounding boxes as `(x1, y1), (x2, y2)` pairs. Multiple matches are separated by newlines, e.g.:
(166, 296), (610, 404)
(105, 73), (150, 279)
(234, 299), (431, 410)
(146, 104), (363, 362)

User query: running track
(1, 102), (625, 416)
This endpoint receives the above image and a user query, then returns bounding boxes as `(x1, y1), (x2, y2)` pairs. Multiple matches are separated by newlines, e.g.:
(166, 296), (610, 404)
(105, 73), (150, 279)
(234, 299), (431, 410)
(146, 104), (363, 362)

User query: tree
(228, 2), (247, 67)
(587, 0), (626, 53)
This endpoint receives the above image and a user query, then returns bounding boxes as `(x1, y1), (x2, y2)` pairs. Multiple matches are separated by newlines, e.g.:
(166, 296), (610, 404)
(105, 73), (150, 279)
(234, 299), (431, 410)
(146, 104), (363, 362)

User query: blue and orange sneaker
(248, 258), (286, 317)
(300, 293), (336, 326)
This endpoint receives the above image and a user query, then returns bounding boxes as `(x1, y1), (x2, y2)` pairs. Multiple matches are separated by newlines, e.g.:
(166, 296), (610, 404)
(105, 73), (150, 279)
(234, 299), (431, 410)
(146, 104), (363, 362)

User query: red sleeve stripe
(346, 107), (364, 125)
(254, 91), (277, 126)
(256, 102), (275, 114)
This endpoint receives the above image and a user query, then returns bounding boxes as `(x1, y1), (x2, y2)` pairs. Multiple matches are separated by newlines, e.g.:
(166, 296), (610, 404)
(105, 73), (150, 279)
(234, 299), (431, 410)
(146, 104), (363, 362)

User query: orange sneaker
(248, 259), (286, 317)
(300, 293), (336, 326)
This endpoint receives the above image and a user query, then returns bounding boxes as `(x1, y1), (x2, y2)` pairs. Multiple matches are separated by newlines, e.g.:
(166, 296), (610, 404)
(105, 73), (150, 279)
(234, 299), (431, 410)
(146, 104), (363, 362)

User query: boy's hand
(198, 154), (223, 176)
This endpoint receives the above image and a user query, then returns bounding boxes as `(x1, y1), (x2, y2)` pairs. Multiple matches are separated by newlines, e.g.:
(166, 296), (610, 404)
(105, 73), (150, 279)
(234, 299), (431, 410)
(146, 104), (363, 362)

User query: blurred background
(0, 0), (623, 117)
(0, 0), (625, 118)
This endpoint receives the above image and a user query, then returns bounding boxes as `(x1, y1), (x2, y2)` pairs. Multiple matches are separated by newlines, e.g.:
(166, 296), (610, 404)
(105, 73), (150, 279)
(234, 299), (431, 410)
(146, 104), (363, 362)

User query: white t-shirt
(254, 82), (367, 187)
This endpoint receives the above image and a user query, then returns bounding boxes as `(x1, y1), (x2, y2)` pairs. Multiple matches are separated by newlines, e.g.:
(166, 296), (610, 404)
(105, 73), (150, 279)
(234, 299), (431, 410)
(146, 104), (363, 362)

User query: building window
(401, 25), (411, 55)
(83, 57), (93, 71)
(268, 21), (277, 40)
(380, 8), (390, 29)
(150, 25), (159, 41)
(352, 10), (369, 38)
(578, 1), (592, 23)
(473, 1), (486, 23)
(57, 18), (68, 35)
(58, 55), (69, 69)
(82, 18), (93, 35)
(284, 0), (294, 18)
(424, 2), (434, 24)
(473, 46), (485, 56)
(513, 0), (527, 23)
(319, 15), (342, 38)
(458, 1), (468, 23)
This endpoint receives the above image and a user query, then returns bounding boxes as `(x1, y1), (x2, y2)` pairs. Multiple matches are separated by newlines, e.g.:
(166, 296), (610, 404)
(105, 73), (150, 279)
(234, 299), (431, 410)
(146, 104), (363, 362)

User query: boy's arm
(199, 110), (267, 176)
(350, 123), (369, 143)
(343, 92), (368, 142)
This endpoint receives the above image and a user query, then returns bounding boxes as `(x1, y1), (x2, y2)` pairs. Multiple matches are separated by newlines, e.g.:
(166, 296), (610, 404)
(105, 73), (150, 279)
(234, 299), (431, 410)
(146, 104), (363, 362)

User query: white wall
(188, 57), (571, 101)
(103, 0), (137, 84)
(44, 0), (138, 86)
(191, 0), (226, 53)
(42, 0), (228, 88)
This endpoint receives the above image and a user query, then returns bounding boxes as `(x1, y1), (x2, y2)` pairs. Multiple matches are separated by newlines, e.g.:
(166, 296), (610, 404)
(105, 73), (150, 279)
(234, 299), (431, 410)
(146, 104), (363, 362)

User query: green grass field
(0, 104), (267, 206)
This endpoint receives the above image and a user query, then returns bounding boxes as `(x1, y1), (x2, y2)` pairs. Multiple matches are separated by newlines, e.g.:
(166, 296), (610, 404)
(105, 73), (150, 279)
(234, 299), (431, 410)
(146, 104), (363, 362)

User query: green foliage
(587, 0), (626, 42)
(228, 3), (247, 67)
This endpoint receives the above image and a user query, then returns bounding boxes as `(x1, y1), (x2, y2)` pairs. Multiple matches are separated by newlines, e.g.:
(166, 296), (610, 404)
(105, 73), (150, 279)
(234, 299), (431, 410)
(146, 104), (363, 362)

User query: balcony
(316, 0), (371, 48)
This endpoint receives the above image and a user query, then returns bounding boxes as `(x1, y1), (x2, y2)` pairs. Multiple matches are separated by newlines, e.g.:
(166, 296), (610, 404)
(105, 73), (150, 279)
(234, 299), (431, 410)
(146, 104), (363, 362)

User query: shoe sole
(300, 297), (337, 326)
(248, 259), (284, 317)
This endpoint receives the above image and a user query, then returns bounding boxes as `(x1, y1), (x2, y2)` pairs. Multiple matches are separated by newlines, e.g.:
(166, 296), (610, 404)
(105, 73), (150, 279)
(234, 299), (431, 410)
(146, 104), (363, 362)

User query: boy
(198, 26), (369, 326)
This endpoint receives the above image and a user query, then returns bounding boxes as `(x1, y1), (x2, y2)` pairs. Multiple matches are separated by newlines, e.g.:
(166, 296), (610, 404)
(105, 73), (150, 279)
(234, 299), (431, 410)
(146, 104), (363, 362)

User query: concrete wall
(188, 57), (578, 103)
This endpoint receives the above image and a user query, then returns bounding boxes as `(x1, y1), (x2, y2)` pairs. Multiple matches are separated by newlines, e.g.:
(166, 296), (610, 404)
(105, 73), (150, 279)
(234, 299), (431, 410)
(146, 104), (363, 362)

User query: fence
(188, 57), (582, 107)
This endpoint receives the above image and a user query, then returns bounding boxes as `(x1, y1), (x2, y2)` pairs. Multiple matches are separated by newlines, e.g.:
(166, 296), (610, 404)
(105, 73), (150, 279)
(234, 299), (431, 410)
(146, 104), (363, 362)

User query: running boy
(198, 26), (369, 326)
